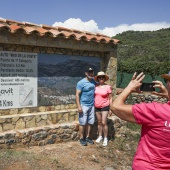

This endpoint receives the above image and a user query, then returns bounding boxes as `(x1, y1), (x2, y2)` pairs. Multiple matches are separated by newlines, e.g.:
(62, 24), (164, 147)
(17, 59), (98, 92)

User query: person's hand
(78, 106), (83, 114)
(108, 110), (112, 117)
(152, 80), (169, 99)
(126, 72), (145, 93)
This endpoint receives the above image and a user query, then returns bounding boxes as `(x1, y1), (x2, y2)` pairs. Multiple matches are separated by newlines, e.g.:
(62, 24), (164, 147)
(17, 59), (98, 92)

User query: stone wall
(0, 104), (77, 116)
(0, 108), (78, 132)
(0, 44), (117, 128)
(0, 21), (119, 149)
(0, 116), (121, 149)
(126, 93), (168, 104)
(0, 91), (168, 149)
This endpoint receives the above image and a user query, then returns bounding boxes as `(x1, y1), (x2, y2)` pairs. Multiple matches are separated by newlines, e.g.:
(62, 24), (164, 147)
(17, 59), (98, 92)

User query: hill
(112, 28), (170, 76)
(38, 59), (100, 77)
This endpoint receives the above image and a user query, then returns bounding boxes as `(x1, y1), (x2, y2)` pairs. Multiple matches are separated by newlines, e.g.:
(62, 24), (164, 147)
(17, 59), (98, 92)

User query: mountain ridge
(38, 59), (100, 77)
(112, 27), (170, 75)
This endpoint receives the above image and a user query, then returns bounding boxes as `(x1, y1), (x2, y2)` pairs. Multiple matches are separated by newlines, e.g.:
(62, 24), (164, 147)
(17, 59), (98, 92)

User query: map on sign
(19, 86), (34, 106)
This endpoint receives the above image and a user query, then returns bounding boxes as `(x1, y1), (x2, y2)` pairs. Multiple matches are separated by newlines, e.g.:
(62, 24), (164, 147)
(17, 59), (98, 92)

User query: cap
(87, 68), (93, 72)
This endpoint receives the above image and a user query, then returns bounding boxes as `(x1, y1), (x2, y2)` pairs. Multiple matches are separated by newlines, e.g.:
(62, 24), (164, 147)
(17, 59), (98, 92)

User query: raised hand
(152, 80), (169, 99)
(126, 72), (145, 93)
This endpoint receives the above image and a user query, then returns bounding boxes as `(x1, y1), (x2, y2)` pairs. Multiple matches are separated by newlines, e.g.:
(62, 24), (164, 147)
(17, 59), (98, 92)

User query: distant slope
(112, 28), (170, 75)
(38, 59), (100, 77)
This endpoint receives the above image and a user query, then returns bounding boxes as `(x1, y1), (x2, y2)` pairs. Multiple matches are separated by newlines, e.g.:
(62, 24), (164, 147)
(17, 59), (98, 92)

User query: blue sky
(0, 0), (170, 37)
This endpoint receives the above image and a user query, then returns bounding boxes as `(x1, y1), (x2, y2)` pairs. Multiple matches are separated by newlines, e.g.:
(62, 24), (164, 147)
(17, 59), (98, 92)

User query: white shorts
(79, 105), (95, 126)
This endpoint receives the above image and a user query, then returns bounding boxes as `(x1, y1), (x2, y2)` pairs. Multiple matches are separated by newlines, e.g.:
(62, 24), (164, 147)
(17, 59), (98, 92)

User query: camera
(140, 83), (155, 92)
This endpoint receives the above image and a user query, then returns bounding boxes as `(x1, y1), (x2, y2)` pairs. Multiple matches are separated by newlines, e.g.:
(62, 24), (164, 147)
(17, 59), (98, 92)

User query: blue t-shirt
(76, 78), (96, 106)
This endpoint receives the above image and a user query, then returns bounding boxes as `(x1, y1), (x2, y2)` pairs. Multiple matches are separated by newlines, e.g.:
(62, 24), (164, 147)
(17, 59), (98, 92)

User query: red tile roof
(0, 18), (120, 44)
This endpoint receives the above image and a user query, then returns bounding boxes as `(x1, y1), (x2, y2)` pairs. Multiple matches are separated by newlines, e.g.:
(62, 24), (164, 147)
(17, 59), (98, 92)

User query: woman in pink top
(94, 71), (112, 146)
(111, 71), (170, 169)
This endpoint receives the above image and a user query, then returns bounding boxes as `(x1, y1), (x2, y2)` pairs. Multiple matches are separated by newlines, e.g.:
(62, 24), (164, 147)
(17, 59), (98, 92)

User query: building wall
(0, 30), (117, 132)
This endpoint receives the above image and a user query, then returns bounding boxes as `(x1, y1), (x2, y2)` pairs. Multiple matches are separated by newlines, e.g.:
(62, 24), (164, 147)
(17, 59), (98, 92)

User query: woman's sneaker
(95, 136), (103, 143)
(102, 138), (108, 146)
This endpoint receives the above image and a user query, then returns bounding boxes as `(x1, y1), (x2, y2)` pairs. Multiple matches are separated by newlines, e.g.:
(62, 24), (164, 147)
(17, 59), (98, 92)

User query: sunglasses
(98, 76), (105, 79)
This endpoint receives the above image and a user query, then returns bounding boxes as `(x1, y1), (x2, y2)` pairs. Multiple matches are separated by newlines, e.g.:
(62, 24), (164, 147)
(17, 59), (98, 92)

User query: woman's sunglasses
(98, 76), (105, 79)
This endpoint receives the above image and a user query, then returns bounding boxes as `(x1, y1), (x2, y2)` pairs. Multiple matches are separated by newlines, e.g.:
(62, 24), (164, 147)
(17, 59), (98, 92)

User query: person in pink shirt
(111, 71), (170, 169)
(94, 71), (113, 146)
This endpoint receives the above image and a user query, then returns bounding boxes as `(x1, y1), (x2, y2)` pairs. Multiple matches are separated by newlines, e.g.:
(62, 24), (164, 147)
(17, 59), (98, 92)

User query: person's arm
(108, 92), (113, 116)
(152, 80), (169, 100)
(110, 72), (145, 123)
(76, 89), (83, 113)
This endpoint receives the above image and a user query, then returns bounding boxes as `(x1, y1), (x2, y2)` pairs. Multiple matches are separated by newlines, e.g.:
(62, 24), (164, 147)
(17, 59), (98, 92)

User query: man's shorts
(79, 105), (95, 126)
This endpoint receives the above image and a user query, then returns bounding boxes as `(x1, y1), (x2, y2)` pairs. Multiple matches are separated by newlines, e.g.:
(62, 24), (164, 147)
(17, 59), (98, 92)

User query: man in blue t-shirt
(76, 68), (97, 146)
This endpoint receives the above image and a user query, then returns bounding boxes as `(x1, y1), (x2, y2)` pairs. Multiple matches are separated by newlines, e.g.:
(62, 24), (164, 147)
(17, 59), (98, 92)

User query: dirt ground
(0, 134), (138, 170)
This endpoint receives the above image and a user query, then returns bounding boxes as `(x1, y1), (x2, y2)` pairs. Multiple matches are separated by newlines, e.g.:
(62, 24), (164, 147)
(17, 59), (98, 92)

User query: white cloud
(101, 22), (170, 37)
(53, 18), (170, 37)
(53, 18), (100, 33)
(0, 17), (5, 20)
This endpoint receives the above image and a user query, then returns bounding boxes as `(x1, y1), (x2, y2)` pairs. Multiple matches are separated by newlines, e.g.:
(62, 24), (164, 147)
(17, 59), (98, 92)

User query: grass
(0, 149), (61, 170)
(0, 149), (30, 160)
(126, 122), (141, 131)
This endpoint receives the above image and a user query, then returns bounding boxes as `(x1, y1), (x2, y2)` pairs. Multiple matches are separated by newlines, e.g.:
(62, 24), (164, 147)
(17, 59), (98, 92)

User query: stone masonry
(0, 92), (168, 149)
(0, 104), (77, 132)
(0, 116), (119, 149)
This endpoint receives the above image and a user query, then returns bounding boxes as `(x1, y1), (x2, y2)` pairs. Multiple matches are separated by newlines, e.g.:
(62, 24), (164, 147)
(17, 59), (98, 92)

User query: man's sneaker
(85, 137), (94, 144)
(95, 136), (103, 143)
(79, 138), (87, 146)
(102, 138), (108, 146)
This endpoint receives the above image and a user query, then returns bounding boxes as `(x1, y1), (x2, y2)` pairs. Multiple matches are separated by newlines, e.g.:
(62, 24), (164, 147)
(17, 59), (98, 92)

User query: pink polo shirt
(132, 101), (170, 170)
(94, 84), (112, 108)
